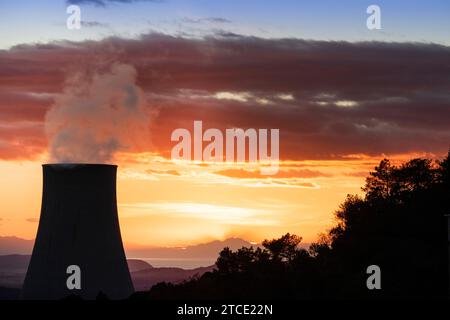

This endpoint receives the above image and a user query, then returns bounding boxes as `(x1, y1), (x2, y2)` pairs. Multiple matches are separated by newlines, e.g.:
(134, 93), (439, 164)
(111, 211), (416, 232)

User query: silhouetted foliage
(131, 151), (450, 299)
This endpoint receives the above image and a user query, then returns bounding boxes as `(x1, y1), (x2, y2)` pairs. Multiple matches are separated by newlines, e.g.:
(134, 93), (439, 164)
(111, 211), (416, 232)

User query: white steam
(46, 63), (149, 163)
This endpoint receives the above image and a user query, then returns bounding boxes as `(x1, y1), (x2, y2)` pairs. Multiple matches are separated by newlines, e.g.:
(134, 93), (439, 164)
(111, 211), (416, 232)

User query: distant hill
(0, 236), (258, 258)
(126, 238), (257, 259)
(131, 265), (215, 291)
(0, 237), (253, 292)
(0, 254), (214, 294)
(127, 259), (153, 273)
(0, 237), (33, 255)
(0, 287), (20, 300)
(0, 255), (30, 289)
(0, 254), (30, 273)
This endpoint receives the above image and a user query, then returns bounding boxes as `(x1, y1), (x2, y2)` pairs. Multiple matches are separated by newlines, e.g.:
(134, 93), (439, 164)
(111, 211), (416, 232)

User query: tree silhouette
(132, 151), (450, 300)
(262, 233), (302, 263)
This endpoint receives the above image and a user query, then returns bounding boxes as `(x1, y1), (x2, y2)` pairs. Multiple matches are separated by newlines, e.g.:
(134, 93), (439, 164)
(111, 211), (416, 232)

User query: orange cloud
(146, 169), (181, 176)
(1, 34), (449, 161)
(213, 168), (331, 179)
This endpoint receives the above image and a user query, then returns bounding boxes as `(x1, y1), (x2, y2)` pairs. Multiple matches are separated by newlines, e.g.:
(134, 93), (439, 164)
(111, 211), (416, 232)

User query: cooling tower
(22, 164), (134, 300)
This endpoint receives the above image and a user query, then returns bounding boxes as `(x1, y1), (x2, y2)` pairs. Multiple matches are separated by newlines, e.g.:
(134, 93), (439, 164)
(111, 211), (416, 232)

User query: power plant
(22, 164), (134, 300)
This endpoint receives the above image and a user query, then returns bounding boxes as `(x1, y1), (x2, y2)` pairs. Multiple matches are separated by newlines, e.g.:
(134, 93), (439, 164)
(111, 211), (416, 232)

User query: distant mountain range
(0, 236), (311, 298)
(0, 236), (257, 258)
(131, 264), (215, 291)
(0, 254), (216, 293)
(0, 237), (33, 255)
(126, 237), (256, 259)
(0, 236), (257, 296)
(0, 255), (30, 289)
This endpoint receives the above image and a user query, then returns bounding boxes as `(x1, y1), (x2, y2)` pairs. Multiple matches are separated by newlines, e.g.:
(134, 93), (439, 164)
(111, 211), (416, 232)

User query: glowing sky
(0, 0), (449, 247)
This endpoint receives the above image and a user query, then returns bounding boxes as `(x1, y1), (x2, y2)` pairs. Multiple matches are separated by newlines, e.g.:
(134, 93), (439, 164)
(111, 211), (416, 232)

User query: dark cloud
(182, 17), (232, 24)
(205, 17), (232, 24)
(1, 33), (449, 160)
(67, 0), (163, 7)
(212, 30), (243, 38)
(81, 21), (109, 28)
(26, 218), (38, 223)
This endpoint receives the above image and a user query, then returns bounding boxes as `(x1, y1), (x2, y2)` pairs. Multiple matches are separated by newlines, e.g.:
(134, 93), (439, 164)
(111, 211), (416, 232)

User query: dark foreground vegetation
(132, 151), (450, 299)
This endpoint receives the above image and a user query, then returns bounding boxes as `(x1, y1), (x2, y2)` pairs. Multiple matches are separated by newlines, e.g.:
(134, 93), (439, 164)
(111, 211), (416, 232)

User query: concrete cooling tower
(22, 164), (134, 300)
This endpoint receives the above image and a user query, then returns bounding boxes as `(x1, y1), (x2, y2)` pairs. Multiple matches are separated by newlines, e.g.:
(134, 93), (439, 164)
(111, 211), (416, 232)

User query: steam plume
(46, 63), (149, 163)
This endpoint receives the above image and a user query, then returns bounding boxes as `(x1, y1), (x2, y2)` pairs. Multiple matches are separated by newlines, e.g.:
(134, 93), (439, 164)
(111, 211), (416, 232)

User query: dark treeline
(132, 151), (450, 299)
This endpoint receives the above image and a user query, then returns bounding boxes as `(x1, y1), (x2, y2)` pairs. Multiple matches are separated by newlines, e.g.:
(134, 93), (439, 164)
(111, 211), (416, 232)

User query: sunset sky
(0, 0), (449, 248)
